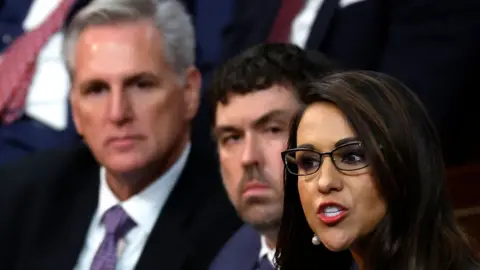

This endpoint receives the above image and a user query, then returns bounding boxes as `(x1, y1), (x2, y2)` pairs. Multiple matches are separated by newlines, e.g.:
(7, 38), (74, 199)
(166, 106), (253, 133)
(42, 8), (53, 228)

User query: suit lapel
(230, 226), (262, 270)
(34, 146), (100, 269)
(229, 0), (279, 51)
(134, 148), (204, 270)
(305, 0), (339, 49)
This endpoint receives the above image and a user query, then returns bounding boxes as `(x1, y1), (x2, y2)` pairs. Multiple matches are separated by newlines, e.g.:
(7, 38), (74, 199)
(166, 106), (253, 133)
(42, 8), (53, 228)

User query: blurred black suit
(222, 0), (480, 164)
(0, 144), (241, 270)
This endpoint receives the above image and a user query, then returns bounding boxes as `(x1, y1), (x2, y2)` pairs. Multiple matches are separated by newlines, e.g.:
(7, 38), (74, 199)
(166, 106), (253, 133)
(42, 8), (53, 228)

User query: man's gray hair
(63, 0), (195, 77)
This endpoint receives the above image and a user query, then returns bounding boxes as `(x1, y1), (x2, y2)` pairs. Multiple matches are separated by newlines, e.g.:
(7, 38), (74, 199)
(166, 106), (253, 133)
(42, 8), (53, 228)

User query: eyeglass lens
(284, 143), (368, 175)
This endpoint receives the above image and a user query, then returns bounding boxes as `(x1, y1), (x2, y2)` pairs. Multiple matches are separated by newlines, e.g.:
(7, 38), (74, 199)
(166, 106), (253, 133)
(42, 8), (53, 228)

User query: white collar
(259, 235), (276, 266)
(96, 143), (191, 232)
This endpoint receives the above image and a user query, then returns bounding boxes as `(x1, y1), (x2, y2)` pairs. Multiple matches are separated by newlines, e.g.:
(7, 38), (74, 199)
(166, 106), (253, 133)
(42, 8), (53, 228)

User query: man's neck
(106, 168), (160, 201)
(262, 229), (279, 249)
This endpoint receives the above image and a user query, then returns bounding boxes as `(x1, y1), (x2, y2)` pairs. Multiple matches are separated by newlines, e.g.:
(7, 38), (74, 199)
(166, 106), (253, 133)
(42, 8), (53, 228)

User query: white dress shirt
(74, 143), (191, 270)
(21, 0), (70, 130)
(259, 235), (276, 267)
(290, 0), (325, 48)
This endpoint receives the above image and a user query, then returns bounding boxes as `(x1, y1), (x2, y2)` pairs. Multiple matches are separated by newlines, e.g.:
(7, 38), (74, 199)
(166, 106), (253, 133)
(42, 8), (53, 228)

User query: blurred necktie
(90, 205), (137, 270)
(267, 0), (304, 42)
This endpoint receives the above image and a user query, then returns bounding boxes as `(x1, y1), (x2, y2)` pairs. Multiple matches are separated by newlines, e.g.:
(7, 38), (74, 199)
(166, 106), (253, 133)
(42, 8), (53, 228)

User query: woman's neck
(351, 250), (365, 270)
(350, 240), (370, 270)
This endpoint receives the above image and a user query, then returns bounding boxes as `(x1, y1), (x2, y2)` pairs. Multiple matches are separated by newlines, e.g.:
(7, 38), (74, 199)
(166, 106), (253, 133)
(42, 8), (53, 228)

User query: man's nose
(107, 87), (132, 124)
(241, 134), (264, 167)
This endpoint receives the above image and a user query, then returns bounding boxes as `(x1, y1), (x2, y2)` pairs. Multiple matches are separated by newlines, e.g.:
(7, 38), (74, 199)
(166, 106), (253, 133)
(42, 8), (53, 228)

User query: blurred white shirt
(22, 0), (69, 130)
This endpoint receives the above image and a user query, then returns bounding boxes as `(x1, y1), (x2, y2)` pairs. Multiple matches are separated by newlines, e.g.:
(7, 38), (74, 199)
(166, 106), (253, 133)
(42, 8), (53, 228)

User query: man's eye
(221, 135), (241, 145)
(266, 127), (283, 134)
(135, 80), (155, 89)
(85, 84), (108, 95)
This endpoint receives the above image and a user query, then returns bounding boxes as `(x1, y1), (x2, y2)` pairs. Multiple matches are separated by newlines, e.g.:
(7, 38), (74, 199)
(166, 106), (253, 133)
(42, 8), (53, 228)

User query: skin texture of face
(70, 20), (200, 199)
(296, 102), (386, 252)
(215, 85), (300, 243)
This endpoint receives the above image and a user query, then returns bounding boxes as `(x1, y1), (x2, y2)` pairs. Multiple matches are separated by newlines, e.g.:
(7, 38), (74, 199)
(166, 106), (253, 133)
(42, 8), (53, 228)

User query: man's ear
(69, 89), (84, 136)
(182, 66), (201, 121)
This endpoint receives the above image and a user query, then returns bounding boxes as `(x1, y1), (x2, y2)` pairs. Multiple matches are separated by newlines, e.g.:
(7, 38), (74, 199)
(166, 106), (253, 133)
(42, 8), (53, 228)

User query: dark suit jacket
(222, 0), (480, 160)
(0, 143), (241, 270)
(185, 0), (237, 163)
(209, 225), (264, 270)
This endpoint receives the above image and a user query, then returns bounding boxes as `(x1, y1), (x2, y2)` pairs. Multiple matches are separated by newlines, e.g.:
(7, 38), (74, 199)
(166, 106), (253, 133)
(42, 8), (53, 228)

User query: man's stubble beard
(235, 165), (284, 234)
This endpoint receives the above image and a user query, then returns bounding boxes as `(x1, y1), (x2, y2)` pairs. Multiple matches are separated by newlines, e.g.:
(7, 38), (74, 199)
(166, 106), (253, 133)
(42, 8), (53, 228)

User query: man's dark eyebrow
(212, 126), (242, 141)
(212, 110), (291, 140)
(77, 72), (160, 91)
(123, 72), (160, 85)
(78, 79), (107, 92)
(252, 109), (292, 128)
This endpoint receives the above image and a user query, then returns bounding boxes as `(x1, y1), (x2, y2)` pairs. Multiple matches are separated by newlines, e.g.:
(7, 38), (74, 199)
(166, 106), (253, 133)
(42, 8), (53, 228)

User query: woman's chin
(318, 232), (353, 252)
(322, 242), (350, 252)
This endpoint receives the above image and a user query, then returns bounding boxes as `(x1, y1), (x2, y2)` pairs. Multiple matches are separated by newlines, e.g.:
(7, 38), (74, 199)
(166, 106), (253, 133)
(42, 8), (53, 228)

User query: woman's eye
(298, 156), (320, 170)
(340, 152), (365, 164)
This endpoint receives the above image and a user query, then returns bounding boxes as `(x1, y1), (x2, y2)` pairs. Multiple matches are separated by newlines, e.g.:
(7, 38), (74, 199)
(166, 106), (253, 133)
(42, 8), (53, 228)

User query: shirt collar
(259, 235), (276, 266)
(96, 143), (191, 233)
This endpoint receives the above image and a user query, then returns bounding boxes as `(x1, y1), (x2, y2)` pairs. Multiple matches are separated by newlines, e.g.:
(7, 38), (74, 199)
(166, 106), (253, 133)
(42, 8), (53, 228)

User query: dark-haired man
(209, 43), (334, 270)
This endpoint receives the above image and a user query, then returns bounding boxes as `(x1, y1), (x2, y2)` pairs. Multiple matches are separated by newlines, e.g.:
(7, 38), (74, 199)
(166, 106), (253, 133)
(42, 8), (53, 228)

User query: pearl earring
(311, 234), (320, 245)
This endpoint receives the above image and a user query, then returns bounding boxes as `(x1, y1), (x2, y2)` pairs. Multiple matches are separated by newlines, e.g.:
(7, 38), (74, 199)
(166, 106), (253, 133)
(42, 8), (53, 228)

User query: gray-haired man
(0, 0), (241, 269)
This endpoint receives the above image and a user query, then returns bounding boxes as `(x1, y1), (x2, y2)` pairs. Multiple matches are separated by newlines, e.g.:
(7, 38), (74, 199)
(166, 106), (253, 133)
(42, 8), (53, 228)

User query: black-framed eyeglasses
(281, 142), (369, 176)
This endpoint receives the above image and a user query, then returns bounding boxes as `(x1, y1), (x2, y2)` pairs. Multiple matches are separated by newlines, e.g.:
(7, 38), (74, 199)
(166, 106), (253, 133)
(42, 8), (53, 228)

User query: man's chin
(104, 155), (149, 174)
(239, 205), (283, 231)
(248, 217), (282, 233)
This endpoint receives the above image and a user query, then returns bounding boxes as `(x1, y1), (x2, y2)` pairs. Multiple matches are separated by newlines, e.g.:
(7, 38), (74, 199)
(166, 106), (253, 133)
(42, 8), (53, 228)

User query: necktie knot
(102, 205), (136, 238)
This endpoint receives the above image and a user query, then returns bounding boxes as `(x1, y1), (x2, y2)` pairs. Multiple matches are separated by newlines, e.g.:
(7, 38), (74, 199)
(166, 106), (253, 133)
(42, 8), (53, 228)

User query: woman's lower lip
(317, 210), (347, 225)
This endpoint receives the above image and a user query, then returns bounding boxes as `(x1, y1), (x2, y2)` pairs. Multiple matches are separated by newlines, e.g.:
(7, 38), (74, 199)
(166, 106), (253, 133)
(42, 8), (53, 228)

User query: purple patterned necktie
(90, 205), (137, 270)
(257, 256), (274, 270)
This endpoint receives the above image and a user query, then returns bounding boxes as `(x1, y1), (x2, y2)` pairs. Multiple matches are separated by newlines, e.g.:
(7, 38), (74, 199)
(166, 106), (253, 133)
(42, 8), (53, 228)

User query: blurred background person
(0, 0), (229, 166)
(185, 0), (238, 159)
(0, 0), (94, 166)
(0, 0), (240, 269)
(221, 0), (480, 166)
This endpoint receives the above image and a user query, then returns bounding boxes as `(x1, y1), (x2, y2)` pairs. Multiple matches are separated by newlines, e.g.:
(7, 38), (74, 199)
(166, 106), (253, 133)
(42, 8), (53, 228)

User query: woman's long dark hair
(275, 71), (479, 270)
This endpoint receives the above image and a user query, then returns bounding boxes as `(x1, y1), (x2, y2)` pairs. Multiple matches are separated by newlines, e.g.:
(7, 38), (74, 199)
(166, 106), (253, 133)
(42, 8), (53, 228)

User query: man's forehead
(218, 85), (297, 108)
(79, 19), (156, 42)
(217, 103), (292, 122)
(215, 97), (299, 129)
(74, 20), (161, 62)
(72, 21), (166, 85)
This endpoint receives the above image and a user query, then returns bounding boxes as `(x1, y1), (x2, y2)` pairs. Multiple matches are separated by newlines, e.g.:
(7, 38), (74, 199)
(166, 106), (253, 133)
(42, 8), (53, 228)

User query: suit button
(2, 34), (12, 44)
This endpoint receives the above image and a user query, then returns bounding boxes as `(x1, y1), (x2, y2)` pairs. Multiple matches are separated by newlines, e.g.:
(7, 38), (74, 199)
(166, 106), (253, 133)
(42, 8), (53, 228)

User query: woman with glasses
(275, 71), (479, 270)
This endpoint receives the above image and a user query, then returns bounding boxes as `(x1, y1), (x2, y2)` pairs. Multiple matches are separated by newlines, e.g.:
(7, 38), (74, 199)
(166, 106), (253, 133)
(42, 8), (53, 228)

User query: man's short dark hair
(210, 43), (336, 124)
